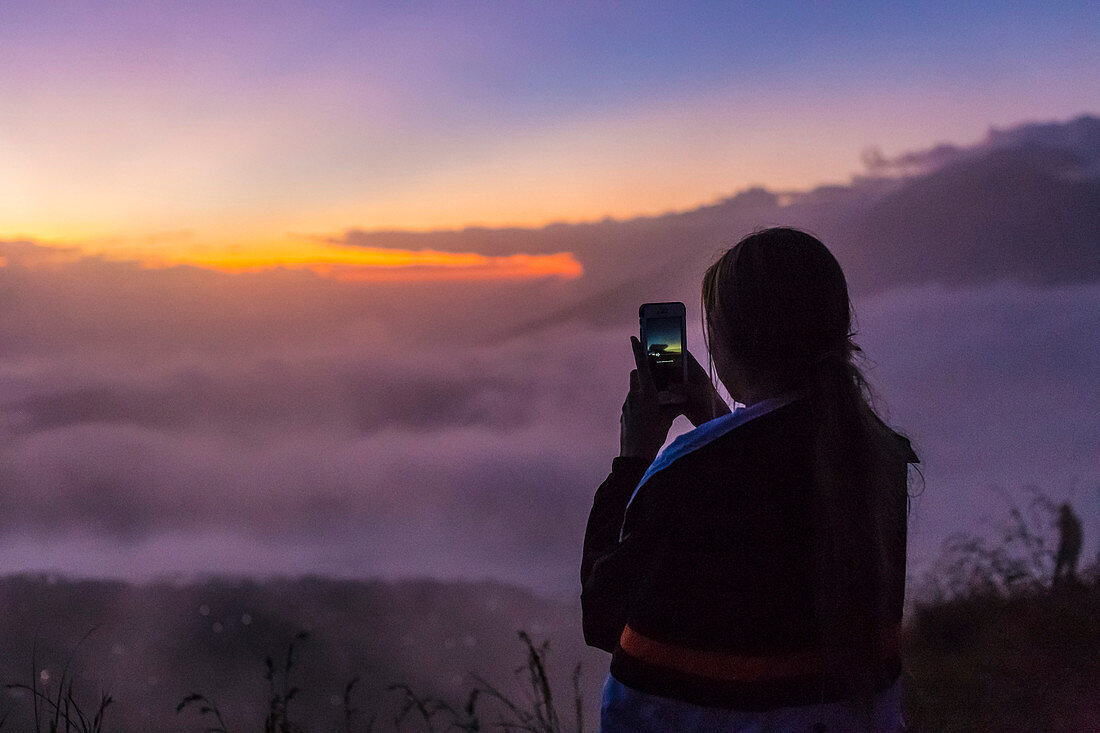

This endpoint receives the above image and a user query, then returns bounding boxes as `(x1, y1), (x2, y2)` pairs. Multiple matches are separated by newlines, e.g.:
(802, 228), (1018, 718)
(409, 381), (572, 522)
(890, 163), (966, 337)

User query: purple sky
(2, 2), (1098, 246)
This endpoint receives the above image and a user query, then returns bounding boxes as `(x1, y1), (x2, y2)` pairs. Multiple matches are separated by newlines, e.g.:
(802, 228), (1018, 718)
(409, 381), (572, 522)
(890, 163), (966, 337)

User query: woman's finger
(684, 348), (709, 382)
(630, 336), (658, 394)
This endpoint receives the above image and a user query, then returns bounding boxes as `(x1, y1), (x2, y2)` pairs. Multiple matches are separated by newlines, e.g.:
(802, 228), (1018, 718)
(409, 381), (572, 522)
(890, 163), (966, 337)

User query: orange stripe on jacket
(618, 625), (901, 683)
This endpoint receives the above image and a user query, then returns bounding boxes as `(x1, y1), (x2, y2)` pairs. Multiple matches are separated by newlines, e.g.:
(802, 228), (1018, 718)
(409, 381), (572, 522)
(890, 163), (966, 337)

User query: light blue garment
(620, 394), (798, 541)
(601, 674), (904, 732)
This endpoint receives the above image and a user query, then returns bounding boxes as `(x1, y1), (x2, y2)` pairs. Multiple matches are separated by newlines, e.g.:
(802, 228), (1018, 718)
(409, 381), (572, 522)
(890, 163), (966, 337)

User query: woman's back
(584, 398), (913, 711)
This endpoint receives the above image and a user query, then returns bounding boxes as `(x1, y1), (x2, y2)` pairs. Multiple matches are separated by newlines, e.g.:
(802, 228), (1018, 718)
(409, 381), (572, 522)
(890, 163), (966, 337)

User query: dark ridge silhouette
(839, 142), (1100, 290)
(330, 115), (1100, 303)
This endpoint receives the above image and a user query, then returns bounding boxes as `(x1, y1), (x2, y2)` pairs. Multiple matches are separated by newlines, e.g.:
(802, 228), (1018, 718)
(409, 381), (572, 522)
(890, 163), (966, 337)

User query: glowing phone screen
(644, 316), (684, 390)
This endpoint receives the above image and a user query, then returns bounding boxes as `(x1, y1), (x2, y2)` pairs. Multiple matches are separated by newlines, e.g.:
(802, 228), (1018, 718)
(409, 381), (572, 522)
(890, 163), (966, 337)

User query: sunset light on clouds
(2, 236), (584, 281)
(3, 1), (1098, 277)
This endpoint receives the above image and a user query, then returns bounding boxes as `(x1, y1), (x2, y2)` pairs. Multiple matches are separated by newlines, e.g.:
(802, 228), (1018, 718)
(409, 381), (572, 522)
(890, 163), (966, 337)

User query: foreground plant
(1, 630), (113, 733)
(178, 630), (317, 733)
(388, 631), (584, 733)
(923, 485), (1061, 599)
(178, 630), (583, 732)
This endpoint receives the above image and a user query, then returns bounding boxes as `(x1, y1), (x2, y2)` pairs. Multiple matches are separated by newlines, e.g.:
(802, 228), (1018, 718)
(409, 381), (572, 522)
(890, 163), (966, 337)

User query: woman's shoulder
(640, 399), (814, 495)
(689, 397), (814, 457)
(621, 400), (820, 537)
(655, 395), (807, 470)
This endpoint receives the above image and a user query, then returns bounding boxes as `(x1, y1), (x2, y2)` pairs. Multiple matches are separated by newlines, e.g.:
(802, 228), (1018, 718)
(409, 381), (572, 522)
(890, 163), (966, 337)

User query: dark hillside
(0, 575), (601, 732)
(904, 582), (1100, 732)
(1, 570), (1098, 731)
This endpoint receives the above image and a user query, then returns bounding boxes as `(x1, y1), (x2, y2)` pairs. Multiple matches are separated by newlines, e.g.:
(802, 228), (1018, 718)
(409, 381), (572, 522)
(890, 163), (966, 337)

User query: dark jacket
(580, 398), (916, 710)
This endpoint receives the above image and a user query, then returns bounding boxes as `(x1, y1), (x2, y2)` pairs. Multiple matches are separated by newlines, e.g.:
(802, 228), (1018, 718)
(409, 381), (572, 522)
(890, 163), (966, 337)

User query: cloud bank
(1, 116), (1097, 590)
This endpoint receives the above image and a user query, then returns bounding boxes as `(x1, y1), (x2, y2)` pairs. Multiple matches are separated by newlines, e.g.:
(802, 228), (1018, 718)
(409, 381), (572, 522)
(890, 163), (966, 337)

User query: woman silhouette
(581, 228), (917, 731)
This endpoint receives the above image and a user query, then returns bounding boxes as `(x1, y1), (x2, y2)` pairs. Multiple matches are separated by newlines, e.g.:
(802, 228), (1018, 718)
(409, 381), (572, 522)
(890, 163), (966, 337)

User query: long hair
(702, 227), (903, 703)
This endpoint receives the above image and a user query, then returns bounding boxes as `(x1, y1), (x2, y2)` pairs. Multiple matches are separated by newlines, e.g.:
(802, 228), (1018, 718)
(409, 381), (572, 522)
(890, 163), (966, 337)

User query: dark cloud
(861, 114), (1100, 177)
(330, 115), (1100, 301)
(861, 143), (967, 176)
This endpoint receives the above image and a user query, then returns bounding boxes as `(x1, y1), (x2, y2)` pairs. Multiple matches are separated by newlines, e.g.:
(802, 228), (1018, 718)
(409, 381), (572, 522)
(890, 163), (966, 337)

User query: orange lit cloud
(3, 237), (583, 282)
(171, 243), (583, 281)
(319, 253), (584, 282)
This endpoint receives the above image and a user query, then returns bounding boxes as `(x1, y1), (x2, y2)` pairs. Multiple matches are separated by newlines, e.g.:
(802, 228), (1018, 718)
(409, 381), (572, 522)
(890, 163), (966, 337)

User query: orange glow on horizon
(323, 252), (584, 282)
(0, 236), (584, 282)
(159, 243), (584, 281)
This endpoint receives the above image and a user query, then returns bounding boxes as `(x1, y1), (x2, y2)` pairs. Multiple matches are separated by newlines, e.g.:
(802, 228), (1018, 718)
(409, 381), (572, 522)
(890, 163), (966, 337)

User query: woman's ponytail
(703, 228), (904, 706)
(805, 343), (894, 704)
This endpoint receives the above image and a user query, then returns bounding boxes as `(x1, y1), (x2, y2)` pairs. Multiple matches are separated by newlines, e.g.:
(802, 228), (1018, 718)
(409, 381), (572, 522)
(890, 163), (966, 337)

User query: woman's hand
(619, 337), (677, 462)
(677, 348), (732, 427)
(619, 339), (732, 461)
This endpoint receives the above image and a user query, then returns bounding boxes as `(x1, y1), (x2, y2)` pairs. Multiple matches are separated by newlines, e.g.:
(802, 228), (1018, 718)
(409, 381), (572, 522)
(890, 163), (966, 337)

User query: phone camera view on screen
(645, 317), (684, 390)
(640, 302), (686, 393)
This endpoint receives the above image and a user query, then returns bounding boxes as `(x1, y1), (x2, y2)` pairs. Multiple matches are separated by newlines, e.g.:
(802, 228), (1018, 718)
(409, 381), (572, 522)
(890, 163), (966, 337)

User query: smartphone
(639, 302), (687, 402)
